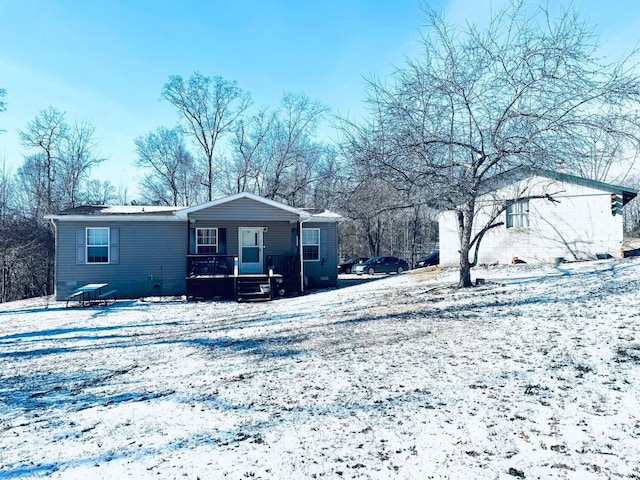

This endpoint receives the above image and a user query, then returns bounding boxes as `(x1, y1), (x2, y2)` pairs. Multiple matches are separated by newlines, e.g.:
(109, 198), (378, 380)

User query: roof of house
(485, 167), (638, 205)
(45, 192), (343, 223)
(175, 192), (309, 220)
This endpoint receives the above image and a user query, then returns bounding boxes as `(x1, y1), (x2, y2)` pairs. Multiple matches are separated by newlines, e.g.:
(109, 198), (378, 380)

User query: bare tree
(18, 108), (104, 212)
(0, 159), (17, 302)
(0, 159), (12, 222)
(226, 92), (331, 206)
(83, 179), (117, 205)
(261, 93), (329, 205)
(15, 154), (57, 220)
(18, 106), (67, 216)
(59, 120), (104, 207)
(115, 182), (129, 205)
(0, 88), (6, 133)
(134, 127), (200, 206)
(226, 108), (276, 195)
(162, 73), (251, 201)
(364, 1), (640, 286)
(14, 108), (104, 299)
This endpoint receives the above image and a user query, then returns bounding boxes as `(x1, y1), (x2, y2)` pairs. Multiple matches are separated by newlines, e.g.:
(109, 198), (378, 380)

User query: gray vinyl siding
(302, 222), (338, 288)
(188, 197), (300, 222)
(190, 221), (298, 257)
(54, 220), (187, 300)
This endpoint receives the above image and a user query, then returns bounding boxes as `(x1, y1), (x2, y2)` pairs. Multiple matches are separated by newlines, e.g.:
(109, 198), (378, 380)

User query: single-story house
(46, 192), (342, 301)
(439, 168), (638, 266)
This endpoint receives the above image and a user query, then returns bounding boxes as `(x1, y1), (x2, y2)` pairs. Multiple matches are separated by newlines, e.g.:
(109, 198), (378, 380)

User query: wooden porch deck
(186, 254), (300, 301)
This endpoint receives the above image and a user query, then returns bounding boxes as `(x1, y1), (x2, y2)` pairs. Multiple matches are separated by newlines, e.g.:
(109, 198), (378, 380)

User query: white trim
(86, 227), (110, 264)
(195, 227), (218, 254)
(238, 227), (264, 274)
(506, 199), (530, 229)
(44, 215), (183, 222)
(301, 227), (321, 262)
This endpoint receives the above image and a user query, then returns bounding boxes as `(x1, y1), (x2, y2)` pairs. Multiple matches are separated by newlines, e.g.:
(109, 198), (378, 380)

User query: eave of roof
(304, 209), (344, 223)
(44, 193), (344, 222)
(175, 192), (310, 220)
(44, 204), (184, 221)
(486, 167), (638, 205)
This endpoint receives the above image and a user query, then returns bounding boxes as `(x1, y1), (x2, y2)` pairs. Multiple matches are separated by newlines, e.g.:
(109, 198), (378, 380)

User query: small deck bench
(97, 289), (117, 305)
(64, 290), (85, 307)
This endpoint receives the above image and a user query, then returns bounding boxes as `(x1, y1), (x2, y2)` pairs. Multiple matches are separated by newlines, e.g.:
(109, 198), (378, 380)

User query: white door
(239, 227), (263, 274)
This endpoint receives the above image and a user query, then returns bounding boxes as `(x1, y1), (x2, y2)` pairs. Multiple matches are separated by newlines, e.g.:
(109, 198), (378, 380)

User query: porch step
(235, 276), (272, 302)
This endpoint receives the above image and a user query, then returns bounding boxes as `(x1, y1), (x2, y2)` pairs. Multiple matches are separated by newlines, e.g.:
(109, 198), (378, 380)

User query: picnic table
(65, 283), (117, 306)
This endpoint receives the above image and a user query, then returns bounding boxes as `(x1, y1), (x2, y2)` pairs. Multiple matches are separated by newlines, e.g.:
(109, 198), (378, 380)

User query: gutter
(48, 217), (58, 300)
(43, 214), (183, 222)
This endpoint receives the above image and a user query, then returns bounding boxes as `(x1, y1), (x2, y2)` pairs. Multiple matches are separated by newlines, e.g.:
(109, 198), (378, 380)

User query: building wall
(190, 218), (339, 288)
(302, 221), (339, 288)
(54, 220), (187, 300)
(189, 220), (298, 258)
(440, 175), (624, 266)
(53, 200), (341, 299)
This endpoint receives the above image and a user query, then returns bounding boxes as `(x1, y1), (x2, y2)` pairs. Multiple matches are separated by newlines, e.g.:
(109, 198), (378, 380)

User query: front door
(239, 227), (263, 274)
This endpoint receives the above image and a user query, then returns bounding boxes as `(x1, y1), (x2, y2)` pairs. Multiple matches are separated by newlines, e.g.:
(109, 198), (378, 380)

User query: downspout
(298, 217), (308, 294)
(48, 218), (58, 301)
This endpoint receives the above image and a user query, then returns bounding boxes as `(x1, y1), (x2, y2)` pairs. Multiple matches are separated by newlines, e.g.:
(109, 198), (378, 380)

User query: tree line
(0, 76), (437, 302)
(2, 0), (640, 301)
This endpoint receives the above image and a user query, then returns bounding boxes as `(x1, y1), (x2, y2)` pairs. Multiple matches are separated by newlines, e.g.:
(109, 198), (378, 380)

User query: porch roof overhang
(175, 192), (311, 221)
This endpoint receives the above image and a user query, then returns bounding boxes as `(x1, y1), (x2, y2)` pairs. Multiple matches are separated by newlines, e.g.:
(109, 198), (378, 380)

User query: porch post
(299, 220), (305, 293)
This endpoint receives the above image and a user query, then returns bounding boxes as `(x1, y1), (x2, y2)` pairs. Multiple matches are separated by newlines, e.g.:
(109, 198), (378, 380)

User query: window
(302, 228), (320, 261)
(506, 199), (529, 228)
(86, 227), (109, 263)
(196, 228), (218, 254)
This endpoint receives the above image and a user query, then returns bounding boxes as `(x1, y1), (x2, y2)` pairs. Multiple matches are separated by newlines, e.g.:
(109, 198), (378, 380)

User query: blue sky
(1, 0), (639, 197)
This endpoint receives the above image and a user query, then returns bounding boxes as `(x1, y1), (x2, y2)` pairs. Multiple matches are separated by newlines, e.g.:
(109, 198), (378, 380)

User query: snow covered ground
(1, 258), (639, 479)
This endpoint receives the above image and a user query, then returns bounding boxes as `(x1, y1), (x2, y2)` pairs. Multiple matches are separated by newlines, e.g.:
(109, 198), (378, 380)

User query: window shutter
(291, 228), (298, 255)
(189, 228), (196, 254)
(76, 229), (86, 264)
(110, 227), (119, 264)
(218, 228), (226, 254)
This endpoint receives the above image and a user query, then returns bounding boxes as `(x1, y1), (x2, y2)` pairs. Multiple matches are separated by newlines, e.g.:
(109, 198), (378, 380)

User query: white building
(439, 168), (637, 266)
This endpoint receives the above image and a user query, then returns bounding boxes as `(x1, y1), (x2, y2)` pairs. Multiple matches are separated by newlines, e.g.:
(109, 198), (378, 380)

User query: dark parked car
(353, 256), (409, 275)
(338, 257), (369, 274)
(415, 250), (439, 268)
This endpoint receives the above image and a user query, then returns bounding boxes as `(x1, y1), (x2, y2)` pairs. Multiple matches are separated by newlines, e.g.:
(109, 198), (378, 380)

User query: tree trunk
(459, 249), (472, 287)
(457, 202), (475, 288)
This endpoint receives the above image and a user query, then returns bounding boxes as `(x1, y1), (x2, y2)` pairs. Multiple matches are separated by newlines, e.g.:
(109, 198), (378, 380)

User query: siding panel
(55, 220), (187, 300)
(302, 222), (338, 287)
(188, 197), (299, 222)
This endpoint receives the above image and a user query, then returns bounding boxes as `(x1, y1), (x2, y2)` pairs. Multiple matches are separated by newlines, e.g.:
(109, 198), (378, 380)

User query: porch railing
(187, 254), (300, 278)
(266, 255), (299, 277)
(187, 255), (237, 277)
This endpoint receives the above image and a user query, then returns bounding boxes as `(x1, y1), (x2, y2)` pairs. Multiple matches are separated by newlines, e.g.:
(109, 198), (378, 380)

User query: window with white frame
(196, 228), (218, 254)
(302, 228), (320, 261)
(86, 227), (109, 263)
(506, 199), (529, 228)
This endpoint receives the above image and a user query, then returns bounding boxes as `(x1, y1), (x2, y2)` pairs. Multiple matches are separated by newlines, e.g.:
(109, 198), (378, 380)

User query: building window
(506, 199), (529, 228)
(302, 228), (320, 261)
(86, 227), (109, 263)
(196, 228), (218, 254)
